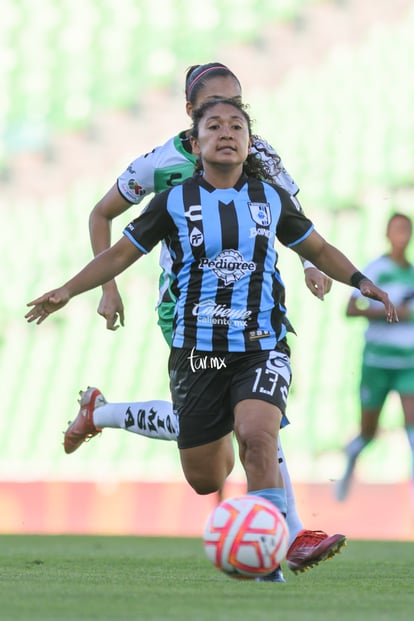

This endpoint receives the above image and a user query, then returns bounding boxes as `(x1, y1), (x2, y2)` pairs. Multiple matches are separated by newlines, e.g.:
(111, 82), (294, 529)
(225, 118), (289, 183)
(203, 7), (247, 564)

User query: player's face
(186, 76), (242, 117)
(191, 102), (251, 168)
(387, 216), (412, 252)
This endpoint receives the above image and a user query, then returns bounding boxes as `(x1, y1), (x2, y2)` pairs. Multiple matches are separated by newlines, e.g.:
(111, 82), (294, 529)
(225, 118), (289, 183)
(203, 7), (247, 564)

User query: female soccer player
(26, 98), (397, 581)
(90, 63), (330, 335)
(64, 63), (345, 580)
(336, 212), (414, 502)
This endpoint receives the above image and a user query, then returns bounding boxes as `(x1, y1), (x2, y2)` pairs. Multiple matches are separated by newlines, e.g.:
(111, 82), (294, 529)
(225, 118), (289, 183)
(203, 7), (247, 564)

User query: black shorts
(168, 341), (292, 449)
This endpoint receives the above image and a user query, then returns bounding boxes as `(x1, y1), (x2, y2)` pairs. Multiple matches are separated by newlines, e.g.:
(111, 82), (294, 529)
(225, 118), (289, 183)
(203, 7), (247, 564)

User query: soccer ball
(203, 494), (289, 579)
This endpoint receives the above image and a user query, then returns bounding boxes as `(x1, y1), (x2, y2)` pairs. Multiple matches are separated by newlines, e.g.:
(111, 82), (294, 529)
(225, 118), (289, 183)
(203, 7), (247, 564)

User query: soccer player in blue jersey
(90, 63), (331, 336)
(64, 62), (348, 578)
(26, 98), (398, 582)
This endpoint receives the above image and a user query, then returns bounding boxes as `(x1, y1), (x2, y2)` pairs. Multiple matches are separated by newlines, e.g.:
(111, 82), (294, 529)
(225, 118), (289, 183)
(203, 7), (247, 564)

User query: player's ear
(190, 136), (201, 156)
(186, 101), (193, 118)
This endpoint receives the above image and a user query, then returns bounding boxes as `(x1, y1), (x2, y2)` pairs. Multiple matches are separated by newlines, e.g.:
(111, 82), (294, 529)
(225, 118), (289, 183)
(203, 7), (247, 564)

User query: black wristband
(350, 271), (369, 289)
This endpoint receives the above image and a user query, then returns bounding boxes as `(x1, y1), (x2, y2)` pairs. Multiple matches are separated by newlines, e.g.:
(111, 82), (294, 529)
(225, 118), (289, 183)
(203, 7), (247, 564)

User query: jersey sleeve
(117, 140), (172, 204)
(117, 153), (155, 205)
(273, 185), (314, 247)
(123, 190), (175, 254)
(251, 137), (299, 195)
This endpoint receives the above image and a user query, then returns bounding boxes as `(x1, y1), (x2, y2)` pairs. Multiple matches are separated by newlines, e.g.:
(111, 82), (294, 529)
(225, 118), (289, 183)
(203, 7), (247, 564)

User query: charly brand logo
(248, 202), (271, 226)
(184, 204), (203, 222)
(193, 299), (252, 328)
(187, 347), (227, 372)
(199, 250), (256, 285)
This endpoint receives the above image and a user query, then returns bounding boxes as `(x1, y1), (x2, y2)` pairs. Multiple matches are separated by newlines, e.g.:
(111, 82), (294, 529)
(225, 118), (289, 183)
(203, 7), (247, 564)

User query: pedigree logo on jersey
(248, 202), (271, 227)
(199, 250), (256, 285)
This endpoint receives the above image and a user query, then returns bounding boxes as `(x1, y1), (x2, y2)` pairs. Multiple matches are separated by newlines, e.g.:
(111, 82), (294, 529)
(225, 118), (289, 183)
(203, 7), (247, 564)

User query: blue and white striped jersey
(117, 132), (299, 309)
(124, 173), (313, 352)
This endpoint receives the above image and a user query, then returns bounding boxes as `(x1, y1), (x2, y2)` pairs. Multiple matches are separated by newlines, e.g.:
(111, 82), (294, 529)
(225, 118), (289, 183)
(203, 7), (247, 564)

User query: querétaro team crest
(248, 202), (271, 227)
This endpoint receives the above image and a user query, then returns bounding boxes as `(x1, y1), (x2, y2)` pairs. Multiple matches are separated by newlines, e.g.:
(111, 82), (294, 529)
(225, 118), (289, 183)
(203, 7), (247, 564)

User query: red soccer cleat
(286, 530), (347, 574)
(63, 387), (106, 454)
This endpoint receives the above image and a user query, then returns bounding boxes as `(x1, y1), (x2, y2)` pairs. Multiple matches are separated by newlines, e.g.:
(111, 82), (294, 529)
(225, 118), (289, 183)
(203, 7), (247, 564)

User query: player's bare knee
(184, 469), (226, 495)
(188, 477), (221, 496)
(240, 428), (275, 453)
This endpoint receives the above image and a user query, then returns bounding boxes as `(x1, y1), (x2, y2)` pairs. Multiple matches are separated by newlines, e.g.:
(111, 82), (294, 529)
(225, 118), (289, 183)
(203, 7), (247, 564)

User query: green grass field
(0, 536), (412, 621)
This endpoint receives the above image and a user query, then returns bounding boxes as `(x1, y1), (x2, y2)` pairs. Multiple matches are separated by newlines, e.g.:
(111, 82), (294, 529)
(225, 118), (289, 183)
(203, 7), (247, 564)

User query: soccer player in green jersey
(336, 213), (414, 503)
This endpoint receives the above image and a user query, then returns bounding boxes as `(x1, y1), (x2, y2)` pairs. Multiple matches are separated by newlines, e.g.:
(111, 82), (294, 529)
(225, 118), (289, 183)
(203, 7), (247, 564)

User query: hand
(97, 286), (125, 331)
(304, 267), (333, 300)
(25, 287), (70, 324)
(359, 280), (399, 323)
(394, 302), (412, 321)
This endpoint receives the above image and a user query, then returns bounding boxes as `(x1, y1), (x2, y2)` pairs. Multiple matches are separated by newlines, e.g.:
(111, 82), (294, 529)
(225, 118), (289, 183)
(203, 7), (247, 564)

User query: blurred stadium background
(1, 0), (413, 538)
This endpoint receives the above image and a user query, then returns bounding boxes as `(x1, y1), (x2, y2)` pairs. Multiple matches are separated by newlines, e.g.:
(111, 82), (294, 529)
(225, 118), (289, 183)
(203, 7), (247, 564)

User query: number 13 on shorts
(252, 351), (291, 403)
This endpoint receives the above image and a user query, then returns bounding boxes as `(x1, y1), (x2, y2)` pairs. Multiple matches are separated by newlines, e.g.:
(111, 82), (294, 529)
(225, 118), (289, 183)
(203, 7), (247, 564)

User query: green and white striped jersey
(352, 255), (414, 368)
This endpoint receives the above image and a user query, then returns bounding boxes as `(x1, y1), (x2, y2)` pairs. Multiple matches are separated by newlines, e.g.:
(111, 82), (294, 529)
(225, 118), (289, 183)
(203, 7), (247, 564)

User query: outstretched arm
(295, 230), (398, 323)
(345, 295), (383, 319)
(346, 292), (413, 321)
(89, 184), (135, 330)
(25, 237), (143, 325)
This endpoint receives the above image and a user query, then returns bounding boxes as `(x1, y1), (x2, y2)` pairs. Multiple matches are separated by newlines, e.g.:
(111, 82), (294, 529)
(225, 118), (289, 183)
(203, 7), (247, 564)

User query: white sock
(93, 400), (177, 441)
(278, 438), (304, 544)
(93, 400), (305, 539)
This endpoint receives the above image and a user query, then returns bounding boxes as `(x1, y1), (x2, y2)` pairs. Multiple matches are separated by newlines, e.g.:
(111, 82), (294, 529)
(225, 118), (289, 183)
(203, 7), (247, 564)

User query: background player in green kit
(26, 98), (397, 582)
(336, 213), (414, 503)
